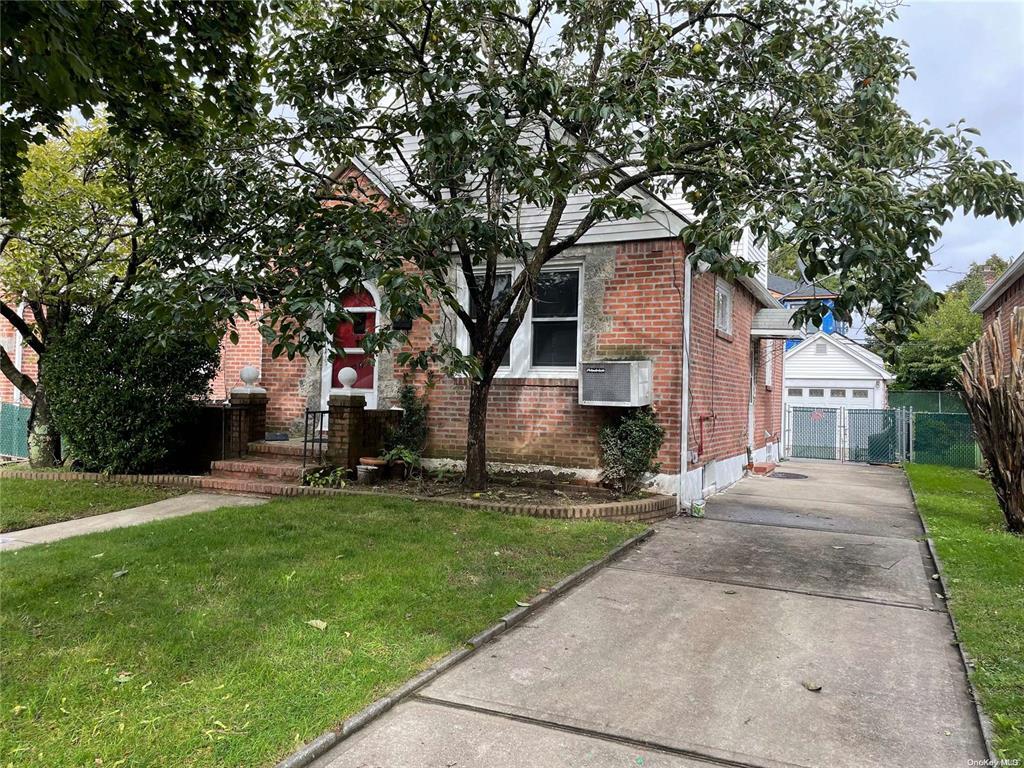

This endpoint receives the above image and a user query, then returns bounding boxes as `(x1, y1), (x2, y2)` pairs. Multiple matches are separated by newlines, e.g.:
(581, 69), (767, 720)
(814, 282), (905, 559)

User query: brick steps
(246, 440), (308, 458)
(194, 475), (299, 497)
(210, 457), (306, 482)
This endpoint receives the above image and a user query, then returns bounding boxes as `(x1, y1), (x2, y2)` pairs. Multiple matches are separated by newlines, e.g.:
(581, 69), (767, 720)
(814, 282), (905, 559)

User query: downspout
(677, 257), (692, 513)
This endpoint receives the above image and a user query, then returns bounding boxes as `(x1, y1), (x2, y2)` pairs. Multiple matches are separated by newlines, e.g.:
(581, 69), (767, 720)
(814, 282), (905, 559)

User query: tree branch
(0, 344), (36, 402)
(0, 300), (45, 355)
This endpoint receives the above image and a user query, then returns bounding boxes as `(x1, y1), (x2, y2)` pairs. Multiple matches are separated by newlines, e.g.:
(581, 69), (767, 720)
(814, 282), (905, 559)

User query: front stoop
(207, 441), (309, 490)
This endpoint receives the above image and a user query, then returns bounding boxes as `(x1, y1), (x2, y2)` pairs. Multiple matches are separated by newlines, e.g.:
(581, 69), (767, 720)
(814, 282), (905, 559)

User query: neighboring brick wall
(209, 319), (264, 402)
(0, 305), (39, 405)
(982, 272), (1024, 368)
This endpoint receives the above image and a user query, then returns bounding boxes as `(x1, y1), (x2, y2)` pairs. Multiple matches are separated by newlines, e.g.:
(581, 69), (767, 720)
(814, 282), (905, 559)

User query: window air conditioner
(578, 360), (653, 407)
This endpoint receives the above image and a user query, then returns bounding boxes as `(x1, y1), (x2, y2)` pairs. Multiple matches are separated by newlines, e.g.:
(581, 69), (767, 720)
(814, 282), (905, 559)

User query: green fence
(912, 412), (980, 468)
(848, 408), (904, 463)
(888, 390), (967, 414)
(0, 401), (30, 458)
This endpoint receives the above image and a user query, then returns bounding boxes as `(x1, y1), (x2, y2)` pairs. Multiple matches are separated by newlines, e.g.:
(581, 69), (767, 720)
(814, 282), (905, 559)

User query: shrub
(386, 384), (428, 456)
(599, 407), (665, 495)
(42, 312), (220, 473)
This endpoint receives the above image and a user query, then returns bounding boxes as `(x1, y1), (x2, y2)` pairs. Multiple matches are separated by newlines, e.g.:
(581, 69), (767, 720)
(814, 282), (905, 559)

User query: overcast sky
(886, 0), (1024, 290)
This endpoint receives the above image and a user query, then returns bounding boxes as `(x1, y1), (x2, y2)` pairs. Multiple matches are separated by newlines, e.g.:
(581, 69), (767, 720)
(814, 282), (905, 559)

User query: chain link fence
(888, 390), (967, 414)
(911, 412), (980, 468)
(0, 402), (30, 459)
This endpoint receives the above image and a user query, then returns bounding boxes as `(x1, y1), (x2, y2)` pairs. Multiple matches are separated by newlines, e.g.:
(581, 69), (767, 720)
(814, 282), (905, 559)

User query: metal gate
(784, 406), (910, 464)
(787, 406), (840, 460)
(0, 402), (31, 458)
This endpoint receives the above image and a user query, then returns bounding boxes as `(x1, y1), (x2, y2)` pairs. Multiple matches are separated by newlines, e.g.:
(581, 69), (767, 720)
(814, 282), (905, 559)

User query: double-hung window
(531, 269), (580, 367)
(470, 273), (512, 367)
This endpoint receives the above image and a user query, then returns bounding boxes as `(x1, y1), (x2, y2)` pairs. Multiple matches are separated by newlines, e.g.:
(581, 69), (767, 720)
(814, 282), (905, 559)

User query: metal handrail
(303, 409), (329, 467)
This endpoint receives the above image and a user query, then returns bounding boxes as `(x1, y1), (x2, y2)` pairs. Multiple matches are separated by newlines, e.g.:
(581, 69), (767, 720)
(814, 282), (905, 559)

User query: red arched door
(330, 288), (377, 404)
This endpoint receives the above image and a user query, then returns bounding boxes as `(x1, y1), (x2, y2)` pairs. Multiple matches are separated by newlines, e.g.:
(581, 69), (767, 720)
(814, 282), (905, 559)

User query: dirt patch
(362, 473), (625, 507)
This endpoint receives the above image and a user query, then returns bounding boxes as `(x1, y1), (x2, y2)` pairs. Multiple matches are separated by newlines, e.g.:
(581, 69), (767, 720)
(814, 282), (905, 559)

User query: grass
(0, 494), (642, 767)
(906, 464), (1024, 759)
(0, 477), (184, 532)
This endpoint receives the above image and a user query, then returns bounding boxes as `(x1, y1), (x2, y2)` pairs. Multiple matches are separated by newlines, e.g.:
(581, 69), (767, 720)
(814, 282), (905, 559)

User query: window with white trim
(458, 262), (582, 376)
(470, 272), (512, 367)
(763, 340), (774, 387)
(808, 388), (824, 397)
(531, 269), (580, 367)
(830, 389), (847, 398)
(714, 280), (733, 334)
(787, 387), (803, 397)
(852, 389), (870, 399)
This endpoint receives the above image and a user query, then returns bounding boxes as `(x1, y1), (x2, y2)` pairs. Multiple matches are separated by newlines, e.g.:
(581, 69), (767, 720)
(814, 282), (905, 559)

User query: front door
(321, 288), (378, 409)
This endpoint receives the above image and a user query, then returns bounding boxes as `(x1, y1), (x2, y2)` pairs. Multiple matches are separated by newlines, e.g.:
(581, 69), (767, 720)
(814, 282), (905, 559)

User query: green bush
(599, 407), (665, 495)
(42, 313), (220, 473)
(386, 384), (429, 456)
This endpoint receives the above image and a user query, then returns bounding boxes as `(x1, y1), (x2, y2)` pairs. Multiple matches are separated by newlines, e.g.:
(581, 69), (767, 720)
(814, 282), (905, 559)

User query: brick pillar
(229, 390), (269, 443)
(326, 392), (366, 471)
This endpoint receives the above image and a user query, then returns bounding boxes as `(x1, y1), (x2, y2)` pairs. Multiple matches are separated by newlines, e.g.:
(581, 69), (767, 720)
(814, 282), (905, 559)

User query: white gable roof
(784, 331), (892, 381)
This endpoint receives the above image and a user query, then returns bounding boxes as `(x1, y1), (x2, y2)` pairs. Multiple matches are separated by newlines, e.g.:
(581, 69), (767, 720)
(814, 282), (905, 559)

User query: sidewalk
(0, 492), (266, 552)
(308, 461), (987, 768)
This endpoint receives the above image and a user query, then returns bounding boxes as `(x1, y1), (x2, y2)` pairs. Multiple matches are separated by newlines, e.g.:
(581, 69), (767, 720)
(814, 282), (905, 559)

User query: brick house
(1, 164), (799, 506)
(972, 249), (1024, 366)
(208, 161), (799, 506)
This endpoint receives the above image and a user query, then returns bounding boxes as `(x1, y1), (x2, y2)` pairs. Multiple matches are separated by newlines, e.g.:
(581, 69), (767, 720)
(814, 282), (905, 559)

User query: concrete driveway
(311, 461), (986, 768)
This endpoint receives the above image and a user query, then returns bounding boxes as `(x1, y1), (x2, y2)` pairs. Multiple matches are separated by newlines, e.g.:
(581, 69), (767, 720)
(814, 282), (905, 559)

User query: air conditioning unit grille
(578, 360), (653, 407)
(581, 363), (632, 403)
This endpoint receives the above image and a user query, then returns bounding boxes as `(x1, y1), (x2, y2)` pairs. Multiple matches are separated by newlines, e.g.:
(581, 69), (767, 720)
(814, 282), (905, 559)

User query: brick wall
(209, 319), (264, 402)
(1, 305), (39, 405)
(248, 239), (777, 476)
(982, 272), (1024, 368)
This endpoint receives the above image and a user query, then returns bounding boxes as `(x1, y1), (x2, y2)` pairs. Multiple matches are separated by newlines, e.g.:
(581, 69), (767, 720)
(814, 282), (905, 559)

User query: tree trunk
(28, 382), (61, 468)
(464, 377), (492, 490)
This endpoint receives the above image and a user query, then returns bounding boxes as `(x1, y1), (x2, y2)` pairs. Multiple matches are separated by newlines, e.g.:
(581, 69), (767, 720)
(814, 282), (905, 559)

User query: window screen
(532, 270), (579, 366)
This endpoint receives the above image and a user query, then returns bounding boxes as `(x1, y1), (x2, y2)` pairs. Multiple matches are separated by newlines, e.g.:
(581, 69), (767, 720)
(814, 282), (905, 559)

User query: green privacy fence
(0, 402), (31, 458)
(911, 412), (980, 468)
(888, 390), (967, 414)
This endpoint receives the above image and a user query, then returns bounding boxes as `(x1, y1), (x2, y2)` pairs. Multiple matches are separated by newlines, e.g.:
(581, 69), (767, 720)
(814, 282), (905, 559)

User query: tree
(153, 0), (1024, 489)
(869, 255), (1009, 387)
(0, 0), (272, 216)
(889, 292), (981, 390)
(948, 254), (1008, 306)
(0, 121), (156, 466)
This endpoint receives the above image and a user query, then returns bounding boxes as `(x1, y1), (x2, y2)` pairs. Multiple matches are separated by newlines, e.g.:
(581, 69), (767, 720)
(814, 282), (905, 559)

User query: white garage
(784, 332), (892, 410)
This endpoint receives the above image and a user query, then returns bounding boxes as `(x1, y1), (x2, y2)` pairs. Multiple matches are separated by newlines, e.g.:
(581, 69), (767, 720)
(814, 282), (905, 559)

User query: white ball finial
(338, 366), (358, 390)
(239, 365), (260, 387)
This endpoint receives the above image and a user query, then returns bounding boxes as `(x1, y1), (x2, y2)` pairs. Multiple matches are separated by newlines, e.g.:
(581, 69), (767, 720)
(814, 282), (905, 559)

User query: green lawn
(906, 464), (1024, 759)
(0, 477), (184, 532)
(0, 494), (642, 767)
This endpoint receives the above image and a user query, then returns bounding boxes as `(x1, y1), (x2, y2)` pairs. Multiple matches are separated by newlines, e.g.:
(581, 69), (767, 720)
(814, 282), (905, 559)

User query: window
(531, 269), (579, 367)
(852, 389), (869, 399)
(763, 340), (774, 387)
(787, 388), (803, 397)
(714, 280), (733, 334)
(815, 341), (828, 355)
(470, 273), (512, 367)
(830, 389), (846, 398)
(808, 388), (824, 397)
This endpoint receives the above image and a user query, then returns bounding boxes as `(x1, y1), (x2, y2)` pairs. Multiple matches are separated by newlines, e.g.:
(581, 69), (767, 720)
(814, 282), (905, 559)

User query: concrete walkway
(311, 461), (986, 768)
(0, 492), (266, 551)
